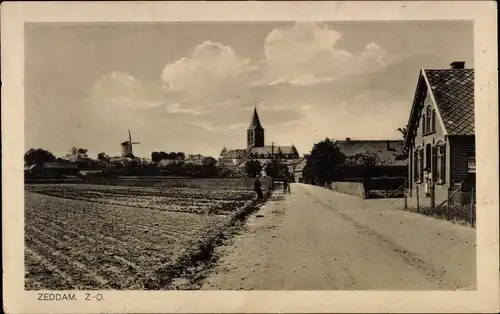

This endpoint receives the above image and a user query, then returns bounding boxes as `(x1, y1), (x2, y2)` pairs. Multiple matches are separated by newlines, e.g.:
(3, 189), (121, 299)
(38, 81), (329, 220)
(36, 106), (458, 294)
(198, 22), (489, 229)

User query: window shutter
(419, 149), (424, 182)
(441, 145), (446, 183)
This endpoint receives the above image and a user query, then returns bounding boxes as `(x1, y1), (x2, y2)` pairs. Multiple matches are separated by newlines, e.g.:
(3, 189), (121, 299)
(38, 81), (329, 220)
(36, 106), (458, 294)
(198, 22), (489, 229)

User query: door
(432, 145), (437, 183)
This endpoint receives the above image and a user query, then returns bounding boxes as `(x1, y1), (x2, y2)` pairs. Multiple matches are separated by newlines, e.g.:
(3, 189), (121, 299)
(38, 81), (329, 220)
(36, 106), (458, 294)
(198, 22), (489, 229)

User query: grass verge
(139, 189), (274, 290)
(402, 204), (476, 228)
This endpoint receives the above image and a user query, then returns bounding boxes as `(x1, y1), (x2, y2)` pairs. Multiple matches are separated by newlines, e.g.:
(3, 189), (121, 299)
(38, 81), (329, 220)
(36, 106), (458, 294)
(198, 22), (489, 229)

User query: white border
(2, 1), (498, 313)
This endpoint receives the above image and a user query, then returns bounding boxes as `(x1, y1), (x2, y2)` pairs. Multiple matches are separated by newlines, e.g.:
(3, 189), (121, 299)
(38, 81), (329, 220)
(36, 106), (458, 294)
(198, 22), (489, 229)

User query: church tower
(247, 106), (264, 150)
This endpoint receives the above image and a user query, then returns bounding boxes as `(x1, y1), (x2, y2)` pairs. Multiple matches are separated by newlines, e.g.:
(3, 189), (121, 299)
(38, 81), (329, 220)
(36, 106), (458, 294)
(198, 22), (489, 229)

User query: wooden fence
(404, 183), (476, 226)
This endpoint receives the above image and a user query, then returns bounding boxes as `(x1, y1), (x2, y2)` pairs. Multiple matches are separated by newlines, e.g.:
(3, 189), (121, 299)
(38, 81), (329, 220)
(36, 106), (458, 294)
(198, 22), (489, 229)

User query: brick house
(404, 61), (475, 204)
(41, 161), (80, 178)
(335, 138), (408, 180)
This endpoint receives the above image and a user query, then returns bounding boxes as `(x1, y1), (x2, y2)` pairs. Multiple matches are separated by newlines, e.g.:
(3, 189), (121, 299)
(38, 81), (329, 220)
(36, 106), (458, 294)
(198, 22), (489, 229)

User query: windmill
(121, 129), (140, 157)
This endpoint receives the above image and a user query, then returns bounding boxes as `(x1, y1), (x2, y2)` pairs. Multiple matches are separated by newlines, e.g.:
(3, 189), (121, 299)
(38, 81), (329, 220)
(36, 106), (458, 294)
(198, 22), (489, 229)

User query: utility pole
(270, 142), (275, 188)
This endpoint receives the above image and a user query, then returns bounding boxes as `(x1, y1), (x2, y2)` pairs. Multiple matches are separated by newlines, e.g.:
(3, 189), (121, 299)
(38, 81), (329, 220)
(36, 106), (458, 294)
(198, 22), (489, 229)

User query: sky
(24, 21), (473, 159)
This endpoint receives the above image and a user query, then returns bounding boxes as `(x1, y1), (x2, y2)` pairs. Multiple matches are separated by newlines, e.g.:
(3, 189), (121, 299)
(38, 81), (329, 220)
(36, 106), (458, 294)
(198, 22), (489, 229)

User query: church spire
(249, 105), (263, 129)
(247, 104), (265, 149)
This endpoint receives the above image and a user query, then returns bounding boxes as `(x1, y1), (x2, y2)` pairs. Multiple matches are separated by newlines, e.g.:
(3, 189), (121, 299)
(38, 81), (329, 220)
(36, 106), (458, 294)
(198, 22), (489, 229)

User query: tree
(158, 151), (168, 160)
(176, 152), (185, 160)
(345, 149), (384, 167)
(97, 152), (106, 161)
(165, 162), (188, 176)
(97, 152), (110, 163)
(306, 138), (346, 185)
(264, 160), (287, 178)
(129, 159), (138, 169)
(24, 148), (56, 167)
(244, 159), (263, 178)
(395, 126), (409, 160)
(220, 147), (228, 157)
(202, 156), (217, 167)
(151, 151), (161, 163)
(77, 148), (88, 155)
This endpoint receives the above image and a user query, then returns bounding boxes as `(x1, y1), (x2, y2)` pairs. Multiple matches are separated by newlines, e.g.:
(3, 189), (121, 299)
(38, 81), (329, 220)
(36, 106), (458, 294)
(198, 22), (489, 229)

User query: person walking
(423, 166), (431, 197)
(283, 175), (289, 194)
(254, 176), (264, 200)
(287, 173), (292, 194)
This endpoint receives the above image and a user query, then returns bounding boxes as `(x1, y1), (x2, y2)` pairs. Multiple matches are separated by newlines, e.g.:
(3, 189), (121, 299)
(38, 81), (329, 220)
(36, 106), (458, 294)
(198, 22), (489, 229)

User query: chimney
(450, 61), (465, 69)
(345, 137), (351, 141)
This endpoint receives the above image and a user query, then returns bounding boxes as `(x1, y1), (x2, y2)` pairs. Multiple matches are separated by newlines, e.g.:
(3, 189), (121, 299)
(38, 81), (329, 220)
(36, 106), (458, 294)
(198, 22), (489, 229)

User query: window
(468, 156), (476, 173)
(431, 109), (436, 132)
(436, 144), (446, 183)
(413, 150), (419, 181)
(426, 106), (432, 133)
(422, 114), (426, 135)
(419, 149), (424, 182)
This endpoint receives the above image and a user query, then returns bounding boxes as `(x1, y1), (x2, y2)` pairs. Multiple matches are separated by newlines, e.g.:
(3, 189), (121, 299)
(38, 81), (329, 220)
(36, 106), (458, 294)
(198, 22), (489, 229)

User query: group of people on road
(253, 173), (292, 200)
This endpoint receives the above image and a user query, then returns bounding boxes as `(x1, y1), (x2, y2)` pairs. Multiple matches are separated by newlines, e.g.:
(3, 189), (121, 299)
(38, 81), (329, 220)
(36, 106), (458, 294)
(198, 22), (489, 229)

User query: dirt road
(201, 183), (476, 290)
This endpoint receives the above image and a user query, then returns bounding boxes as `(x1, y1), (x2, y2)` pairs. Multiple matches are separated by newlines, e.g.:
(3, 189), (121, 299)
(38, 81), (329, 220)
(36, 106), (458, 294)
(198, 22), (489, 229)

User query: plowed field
(24, 184), (256, 290)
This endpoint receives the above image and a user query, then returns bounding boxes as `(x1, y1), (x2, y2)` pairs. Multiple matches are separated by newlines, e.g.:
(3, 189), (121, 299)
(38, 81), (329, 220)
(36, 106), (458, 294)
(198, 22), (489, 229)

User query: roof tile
(336, 140), (407, 166)
(424, 69), (474, 136)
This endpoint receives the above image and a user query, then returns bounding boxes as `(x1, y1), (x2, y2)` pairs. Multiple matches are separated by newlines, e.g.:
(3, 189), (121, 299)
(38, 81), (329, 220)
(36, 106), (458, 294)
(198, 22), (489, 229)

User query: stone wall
(330, 181), (366, 198)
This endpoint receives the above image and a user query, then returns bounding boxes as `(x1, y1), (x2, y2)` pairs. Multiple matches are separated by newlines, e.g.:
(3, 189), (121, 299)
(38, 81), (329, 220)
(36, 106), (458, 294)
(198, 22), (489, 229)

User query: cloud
(91, 71), (166, 109)
(261, 22), (393, 85)
(162, 40), (253, 89)
(85, 22), (404, 156)
(165, 103), (207, 115)
(187, 122), (248, 132)
(161, 40), (259, 106)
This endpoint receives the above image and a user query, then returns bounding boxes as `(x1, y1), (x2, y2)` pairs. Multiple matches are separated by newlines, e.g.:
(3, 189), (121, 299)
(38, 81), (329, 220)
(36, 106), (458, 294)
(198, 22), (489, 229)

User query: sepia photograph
(2, 1), (498, 313)
(22, 19), (478, 291)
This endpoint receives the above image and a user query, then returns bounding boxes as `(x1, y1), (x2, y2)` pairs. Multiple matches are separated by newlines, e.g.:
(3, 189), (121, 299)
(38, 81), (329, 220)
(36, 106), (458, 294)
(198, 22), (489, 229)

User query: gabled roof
(406, 68), (474, 147)
(276, 146), (298, 155)
(336, 140), (407, 166)
(248, 146), (299, 156)
(221, 149), (248, 159)
(248, 146), (275, 156)
(221, 149), (247, 159)
(157, 159), (181, 167)
(423, 69), (474, 136)
(42, 161), (79, 169)
(248, 107), (263, 129)
(293, 157), (307, 172)
(24, 164), (36, 171)
(222, 145), (300, 159)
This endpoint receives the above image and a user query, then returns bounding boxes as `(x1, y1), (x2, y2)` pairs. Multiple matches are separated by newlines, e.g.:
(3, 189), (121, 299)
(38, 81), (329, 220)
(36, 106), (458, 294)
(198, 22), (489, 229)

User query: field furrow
(24, 183), (251, 289)
(26, 229), (113, 286)
(26, 198), (195, 245)
(26, 212), (170, 264)
(25, 235), (109, 289)
(25, 223), (145, 287)
(25, 247), (75, 290)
